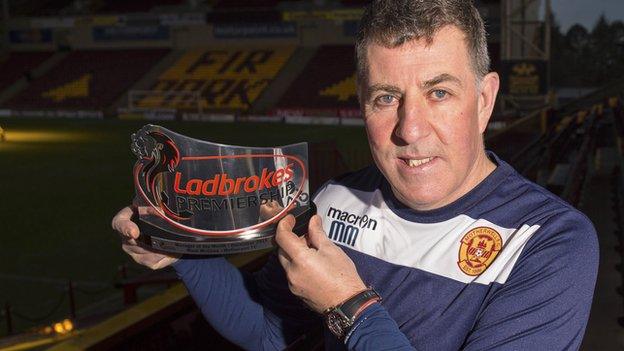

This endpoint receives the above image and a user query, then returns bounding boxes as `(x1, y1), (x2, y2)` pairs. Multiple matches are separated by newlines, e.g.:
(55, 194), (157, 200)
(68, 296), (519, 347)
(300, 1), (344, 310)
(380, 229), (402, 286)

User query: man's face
(361, 25), (497, 211)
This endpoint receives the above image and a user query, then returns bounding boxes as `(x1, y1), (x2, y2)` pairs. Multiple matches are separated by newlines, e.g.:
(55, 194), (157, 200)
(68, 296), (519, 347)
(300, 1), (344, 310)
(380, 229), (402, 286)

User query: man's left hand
(275, 214), (367, 313)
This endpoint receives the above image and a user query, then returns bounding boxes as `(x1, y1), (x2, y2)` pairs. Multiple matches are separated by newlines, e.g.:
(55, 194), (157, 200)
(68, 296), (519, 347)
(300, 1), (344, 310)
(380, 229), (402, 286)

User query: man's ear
(477, 72), (500, 134)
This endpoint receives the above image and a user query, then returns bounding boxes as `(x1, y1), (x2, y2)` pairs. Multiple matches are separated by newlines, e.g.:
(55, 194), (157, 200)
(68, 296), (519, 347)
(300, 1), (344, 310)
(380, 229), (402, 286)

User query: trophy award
(131, 124), (315, 255)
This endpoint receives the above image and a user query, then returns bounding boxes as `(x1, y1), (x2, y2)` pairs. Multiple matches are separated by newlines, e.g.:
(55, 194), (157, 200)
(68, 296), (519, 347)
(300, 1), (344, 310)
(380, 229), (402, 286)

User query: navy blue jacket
(173, 152), (598, 350)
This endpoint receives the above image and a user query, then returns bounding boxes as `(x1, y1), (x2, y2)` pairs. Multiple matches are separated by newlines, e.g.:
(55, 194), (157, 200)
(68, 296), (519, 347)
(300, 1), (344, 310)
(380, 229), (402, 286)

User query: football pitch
(0, 118), (369, 334)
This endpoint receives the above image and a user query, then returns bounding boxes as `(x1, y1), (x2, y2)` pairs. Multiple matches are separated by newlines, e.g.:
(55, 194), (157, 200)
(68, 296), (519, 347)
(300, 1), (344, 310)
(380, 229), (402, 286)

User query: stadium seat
(96, 0), (184, 13)
(7, 49), (169, 110)
(0, 52), (53, 94)
(275, 45), (359, 117)
(137, 47), (294, 112)
(9, 0), (73, 16)
(213, 0), (279, 8)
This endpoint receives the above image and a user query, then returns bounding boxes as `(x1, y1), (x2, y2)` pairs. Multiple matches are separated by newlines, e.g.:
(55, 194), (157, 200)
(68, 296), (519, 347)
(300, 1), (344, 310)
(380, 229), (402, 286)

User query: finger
(139, 206), (160, 216)
(112, 206), (140, 239)
(122, 241), (179, 267)
(151, 256), (177, 270)
(125, 251), (145, 265)
(126, 252), (162, 269)
(259, 200), (283, 220)
(305, 215), (328, 249)
(112, 206), (134, 226)
(121, 236), (137, 246)
(277, 248), (291, 268)
(121, 241), (153, 255)
(121, 243), (162, 267)
(275, 215), (306, 257)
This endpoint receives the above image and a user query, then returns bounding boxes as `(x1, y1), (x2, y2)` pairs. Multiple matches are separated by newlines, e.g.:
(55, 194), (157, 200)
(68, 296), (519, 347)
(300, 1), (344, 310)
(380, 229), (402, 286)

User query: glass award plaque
(131, 124), (315, 255)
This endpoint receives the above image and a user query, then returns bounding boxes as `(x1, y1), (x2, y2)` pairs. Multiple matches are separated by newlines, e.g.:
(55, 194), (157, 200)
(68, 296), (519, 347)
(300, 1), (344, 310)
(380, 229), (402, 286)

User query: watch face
(326, 313), (350, 339)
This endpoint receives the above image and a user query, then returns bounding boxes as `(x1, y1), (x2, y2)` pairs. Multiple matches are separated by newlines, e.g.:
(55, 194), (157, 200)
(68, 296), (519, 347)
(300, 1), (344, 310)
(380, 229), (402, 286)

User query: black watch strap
(324, 288), (381, 341)
(340, 289), (380, 318)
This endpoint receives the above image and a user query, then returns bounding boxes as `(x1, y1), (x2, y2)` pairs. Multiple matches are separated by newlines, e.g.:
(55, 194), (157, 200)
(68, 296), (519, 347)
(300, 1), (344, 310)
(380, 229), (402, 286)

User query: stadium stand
(0, 52), (53, 94)
(275, 45), (359, 117)
(95, 0), (185, 13)
(205, 9), (282, 23)
(6, 49), (169, 110)
(213, 0), (279, 8)
(340, 0), (369, 5)
(275, 42), (499, 118)
(137, 47), (294, 112)
(610, 98), (624, 307)
(9, 0), (73, 16)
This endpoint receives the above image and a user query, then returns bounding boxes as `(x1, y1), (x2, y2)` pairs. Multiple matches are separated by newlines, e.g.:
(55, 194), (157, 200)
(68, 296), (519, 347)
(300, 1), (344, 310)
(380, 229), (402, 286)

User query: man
(113, 0), (598, 349)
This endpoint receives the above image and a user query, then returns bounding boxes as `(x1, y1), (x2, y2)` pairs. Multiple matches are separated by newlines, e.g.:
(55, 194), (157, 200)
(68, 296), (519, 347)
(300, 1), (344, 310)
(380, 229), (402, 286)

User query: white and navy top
(174, 152), (599, 350)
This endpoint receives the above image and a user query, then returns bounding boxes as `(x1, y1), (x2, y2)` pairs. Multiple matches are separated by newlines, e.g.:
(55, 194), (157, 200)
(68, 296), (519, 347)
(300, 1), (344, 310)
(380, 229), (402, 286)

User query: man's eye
(375, 95), (396, 105)
(431, 89), (449, 100)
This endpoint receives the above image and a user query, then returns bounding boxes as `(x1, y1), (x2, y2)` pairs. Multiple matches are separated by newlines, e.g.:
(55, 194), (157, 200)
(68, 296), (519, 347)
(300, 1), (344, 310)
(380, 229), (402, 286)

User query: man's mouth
(401, 157), (436, 167)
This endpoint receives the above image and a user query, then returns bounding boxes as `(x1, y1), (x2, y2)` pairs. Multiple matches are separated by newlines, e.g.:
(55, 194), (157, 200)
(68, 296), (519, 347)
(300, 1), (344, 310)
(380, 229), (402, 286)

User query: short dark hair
(356, 0), (490, 83)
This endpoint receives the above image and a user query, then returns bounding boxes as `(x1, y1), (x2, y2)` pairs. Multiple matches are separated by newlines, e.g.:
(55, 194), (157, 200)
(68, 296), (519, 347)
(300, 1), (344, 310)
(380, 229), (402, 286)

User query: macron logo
(326, 207), (378, 247)
(327, 207), (378, 231)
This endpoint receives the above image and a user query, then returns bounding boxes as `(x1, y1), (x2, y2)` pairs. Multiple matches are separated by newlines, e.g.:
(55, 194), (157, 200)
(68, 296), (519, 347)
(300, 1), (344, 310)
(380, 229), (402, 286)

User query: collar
(381, 151), (514, 223)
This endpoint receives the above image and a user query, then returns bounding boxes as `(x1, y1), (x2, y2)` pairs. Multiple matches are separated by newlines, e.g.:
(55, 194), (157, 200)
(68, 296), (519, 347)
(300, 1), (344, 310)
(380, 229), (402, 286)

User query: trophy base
(137, 203), (316, 255)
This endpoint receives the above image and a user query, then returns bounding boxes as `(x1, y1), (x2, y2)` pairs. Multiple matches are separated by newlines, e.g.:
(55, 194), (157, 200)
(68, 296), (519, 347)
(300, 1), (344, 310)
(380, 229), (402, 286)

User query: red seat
(97, 0), (184, 13)
(276, 46), (359, 116)
(0, 52), (53, 93)
(7, 49), (169, 109)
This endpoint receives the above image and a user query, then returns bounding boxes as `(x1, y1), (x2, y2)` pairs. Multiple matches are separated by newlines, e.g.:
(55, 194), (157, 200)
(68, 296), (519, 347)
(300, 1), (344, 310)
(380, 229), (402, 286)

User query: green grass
(0, 118), (369, 335)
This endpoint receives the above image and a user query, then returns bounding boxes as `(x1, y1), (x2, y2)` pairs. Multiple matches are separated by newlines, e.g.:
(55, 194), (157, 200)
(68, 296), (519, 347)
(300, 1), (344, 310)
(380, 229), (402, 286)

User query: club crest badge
(457, 227), (503, 276)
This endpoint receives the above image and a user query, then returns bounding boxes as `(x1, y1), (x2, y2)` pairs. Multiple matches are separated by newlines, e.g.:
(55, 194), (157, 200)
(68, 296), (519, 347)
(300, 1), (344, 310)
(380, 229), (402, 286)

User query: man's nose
(393, 98), (432, 144)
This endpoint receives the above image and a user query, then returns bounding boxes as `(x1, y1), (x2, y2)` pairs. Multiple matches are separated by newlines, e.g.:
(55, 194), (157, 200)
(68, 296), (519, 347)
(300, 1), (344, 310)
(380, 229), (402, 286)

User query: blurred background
(0, 0), (622, 350)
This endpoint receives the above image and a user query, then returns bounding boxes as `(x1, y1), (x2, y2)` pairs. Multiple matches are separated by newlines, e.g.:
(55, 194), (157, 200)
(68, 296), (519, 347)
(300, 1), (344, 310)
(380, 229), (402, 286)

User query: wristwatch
(323, 288), (381, 341)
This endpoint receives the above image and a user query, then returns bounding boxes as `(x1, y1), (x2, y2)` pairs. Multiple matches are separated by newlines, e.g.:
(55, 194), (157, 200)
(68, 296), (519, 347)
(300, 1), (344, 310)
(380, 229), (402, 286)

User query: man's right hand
(111, 206), (180, 270)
